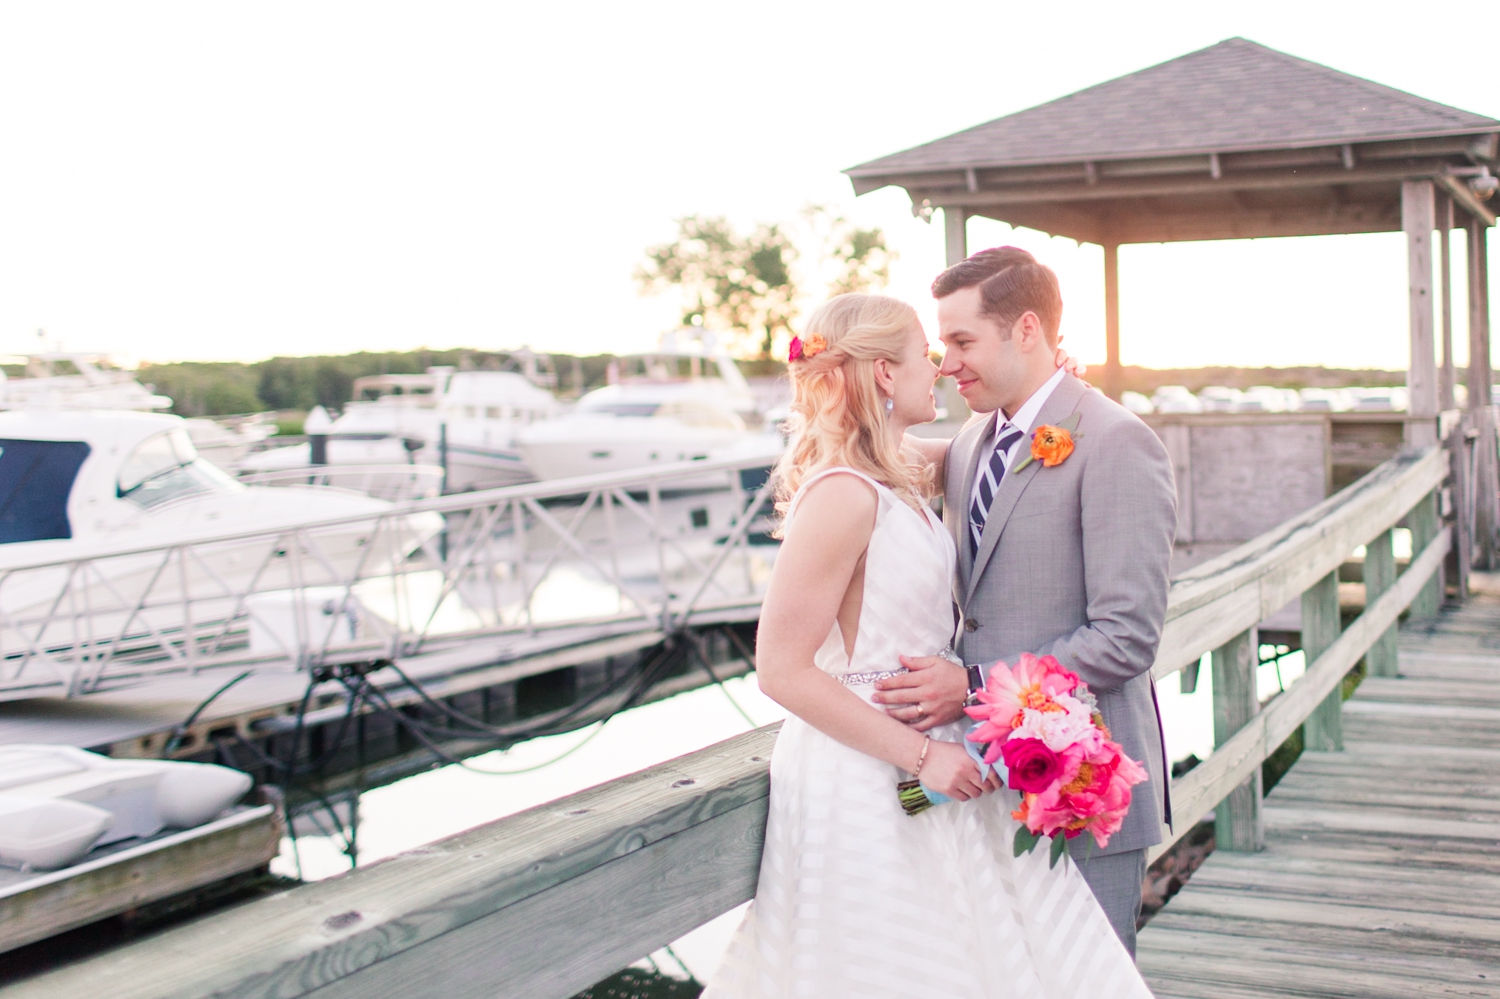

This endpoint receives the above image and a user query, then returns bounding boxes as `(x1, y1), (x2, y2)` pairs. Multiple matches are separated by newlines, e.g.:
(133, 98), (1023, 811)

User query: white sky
(0, 2), (1493, 370)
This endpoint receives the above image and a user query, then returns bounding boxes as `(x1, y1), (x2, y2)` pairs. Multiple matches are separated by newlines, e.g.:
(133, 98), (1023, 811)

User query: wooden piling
(1300, 571), (1343, 751)
(1211, 627), (1262, 851)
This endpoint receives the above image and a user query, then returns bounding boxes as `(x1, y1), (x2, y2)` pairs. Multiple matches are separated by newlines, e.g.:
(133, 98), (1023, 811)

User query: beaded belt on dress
(837, 668), (908, 686)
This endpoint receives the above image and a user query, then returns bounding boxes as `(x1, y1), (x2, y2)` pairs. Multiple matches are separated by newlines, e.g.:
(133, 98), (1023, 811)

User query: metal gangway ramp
(1137, 576), (1500, 999)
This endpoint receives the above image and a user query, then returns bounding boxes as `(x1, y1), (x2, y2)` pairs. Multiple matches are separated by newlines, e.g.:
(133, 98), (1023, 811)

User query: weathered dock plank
(1138, 577), (1500, 998)
(0, 804), (281, 954)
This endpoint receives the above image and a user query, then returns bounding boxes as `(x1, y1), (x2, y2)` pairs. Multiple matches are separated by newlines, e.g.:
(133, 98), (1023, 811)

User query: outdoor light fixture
(1469, 170), (1498, 200)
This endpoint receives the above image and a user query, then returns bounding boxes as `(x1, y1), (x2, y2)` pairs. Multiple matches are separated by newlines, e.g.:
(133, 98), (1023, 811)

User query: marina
(0, 438), (1467, 997)
(0, 29), (1495, 999)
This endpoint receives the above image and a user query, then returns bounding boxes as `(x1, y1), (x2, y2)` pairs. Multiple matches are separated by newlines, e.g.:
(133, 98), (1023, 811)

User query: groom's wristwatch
(963, 663), (985, 707)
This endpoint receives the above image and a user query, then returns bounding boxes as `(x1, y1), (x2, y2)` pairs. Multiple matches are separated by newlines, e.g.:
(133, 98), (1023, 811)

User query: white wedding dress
(704, 468), (1153, 999)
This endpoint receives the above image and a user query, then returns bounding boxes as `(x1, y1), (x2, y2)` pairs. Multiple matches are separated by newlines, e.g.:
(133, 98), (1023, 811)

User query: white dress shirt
(969, 364), (1068, 517)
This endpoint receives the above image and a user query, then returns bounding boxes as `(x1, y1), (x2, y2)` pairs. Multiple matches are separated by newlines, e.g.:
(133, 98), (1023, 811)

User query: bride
(704, 294), (1152, 998)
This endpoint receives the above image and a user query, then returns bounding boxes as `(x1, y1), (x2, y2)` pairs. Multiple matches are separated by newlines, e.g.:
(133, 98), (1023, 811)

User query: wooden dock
(0, 444), (1486, 998)
(1138, 574), (1500, 999)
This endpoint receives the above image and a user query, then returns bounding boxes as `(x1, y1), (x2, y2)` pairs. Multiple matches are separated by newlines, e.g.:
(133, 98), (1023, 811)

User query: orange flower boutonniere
(1010, 413), (1082, 473)
(1031, 425), (1075, 467)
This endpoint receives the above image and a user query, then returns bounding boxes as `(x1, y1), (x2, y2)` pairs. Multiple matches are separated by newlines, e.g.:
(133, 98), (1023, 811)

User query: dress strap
(785, 466), (889, 523)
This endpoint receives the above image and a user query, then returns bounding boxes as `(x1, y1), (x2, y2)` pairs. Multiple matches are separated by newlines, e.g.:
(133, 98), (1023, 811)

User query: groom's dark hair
(932, 246), (1063, 346)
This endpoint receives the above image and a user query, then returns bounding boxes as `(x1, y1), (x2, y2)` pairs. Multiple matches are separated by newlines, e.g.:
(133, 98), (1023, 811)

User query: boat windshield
(351, 375), (439, 406)
(0, 439), (91, 543)
(117, 429), (241, 508)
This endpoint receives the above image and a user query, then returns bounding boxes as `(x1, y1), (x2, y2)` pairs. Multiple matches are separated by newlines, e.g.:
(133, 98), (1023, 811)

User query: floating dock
(0, 802), (280, 955)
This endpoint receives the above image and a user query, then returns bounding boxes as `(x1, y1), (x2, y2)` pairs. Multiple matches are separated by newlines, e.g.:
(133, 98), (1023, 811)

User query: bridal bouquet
(895, 652), (1147, 869)
(966, 653), (1148, 865)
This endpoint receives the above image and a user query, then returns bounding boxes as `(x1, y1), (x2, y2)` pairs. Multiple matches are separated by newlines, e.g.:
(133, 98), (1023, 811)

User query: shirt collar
(993, 365), (1068, 441)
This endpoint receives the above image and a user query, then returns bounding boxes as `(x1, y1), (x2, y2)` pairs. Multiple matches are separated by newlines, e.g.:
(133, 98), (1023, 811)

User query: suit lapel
(965, 374), (1090, 603)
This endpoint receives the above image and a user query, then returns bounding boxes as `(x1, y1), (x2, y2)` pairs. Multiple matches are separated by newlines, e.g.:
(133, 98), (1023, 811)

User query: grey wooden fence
(7, 446), (1453, 999)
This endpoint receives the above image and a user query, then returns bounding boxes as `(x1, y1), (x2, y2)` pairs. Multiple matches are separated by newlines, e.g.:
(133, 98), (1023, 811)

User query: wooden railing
(1146, 442), (1449, 856)
(8, 446), (1454, 999)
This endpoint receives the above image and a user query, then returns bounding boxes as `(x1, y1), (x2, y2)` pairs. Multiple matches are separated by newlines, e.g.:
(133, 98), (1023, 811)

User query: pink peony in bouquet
(965, 653), (1148, 866)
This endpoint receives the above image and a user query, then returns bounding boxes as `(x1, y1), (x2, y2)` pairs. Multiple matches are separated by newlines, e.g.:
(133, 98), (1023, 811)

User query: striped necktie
(969, 422), (1027, 556)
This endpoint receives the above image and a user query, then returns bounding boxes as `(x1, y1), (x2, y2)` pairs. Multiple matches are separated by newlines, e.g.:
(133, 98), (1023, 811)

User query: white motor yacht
(0, 411), (442, 683)
(0, 353), (171, 412)
(1347, 386), (1409, 411)
(1297, 387), (1351, 412)
(1233, 385), (1299, 413)
(182, 416), (277, 471)
(238, 367), (558, 491)
(1151, 385), (1202, 414)
(0, 411), (436, 556)
(1197, 386), (1243, 412)
(514, 331), (780, 480)
(0, 352), (275, 471)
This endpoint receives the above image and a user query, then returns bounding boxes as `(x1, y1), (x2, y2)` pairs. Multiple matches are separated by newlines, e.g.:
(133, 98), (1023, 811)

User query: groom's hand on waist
(871, 656), (968, 731)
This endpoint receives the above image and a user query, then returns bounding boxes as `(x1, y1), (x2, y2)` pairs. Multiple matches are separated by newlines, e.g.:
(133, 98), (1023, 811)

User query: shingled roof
(848, 38), (1500, 177)
(846, 38), (1498, 245)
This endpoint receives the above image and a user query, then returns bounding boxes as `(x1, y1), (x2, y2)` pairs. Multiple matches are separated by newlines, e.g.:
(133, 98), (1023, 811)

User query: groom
(874, 246), (1177, 954)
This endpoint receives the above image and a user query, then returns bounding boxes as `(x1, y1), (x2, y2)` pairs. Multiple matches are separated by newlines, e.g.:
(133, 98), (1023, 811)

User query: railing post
(1302, 571), (1344, 751)
(1211, 627), (1262, 851)
(1444, 418), (1471, 602)
(1364, 528), (1399, 678)
(1408, 489), (1443, 618)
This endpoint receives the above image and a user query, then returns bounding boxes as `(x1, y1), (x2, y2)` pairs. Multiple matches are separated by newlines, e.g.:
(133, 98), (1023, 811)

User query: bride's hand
(919, 741), (987, 802)
(1055, 339), (1087, 378)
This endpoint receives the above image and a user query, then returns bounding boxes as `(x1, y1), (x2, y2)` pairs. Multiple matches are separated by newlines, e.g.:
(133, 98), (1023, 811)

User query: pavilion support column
(1403, 180), (1439, 448)
(1439, 194), (1456, 412)
(1439, 195), (1468, 597)
(1103, 242), (1122, 402)
(1468, 216), (1497, 570)
(945, 208), (968, 268)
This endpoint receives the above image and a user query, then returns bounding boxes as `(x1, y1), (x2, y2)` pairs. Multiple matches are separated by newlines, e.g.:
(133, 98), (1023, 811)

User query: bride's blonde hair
(774, 293), (933, 530)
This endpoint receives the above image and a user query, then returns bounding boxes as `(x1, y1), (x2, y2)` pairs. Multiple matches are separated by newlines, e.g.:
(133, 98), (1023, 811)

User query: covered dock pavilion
(847, 39), (1500, 996)
(846, 35), (1500, 564)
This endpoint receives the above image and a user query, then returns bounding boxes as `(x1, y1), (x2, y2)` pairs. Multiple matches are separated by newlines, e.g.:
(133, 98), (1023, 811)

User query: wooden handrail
(1150, 521), (1450, 860)
(6, 446), (1454, 999)
(1152, 445), (1448, 678)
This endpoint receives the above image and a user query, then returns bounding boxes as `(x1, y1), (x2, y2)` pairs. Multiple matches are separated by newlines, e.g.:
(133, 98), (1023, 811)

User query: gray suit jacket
(945, 372), (1177, 857)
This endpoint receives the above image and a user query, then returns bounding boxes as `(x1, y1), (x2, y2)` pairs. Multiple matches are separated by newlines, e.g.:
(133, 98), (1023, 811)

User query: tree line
(138, 350), (621, 418)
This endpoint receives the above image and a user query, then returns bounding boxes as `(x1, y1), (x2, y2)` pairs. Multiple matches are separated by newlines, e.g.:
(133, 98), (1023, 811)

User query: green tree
(636, 216), (798, 357)
(803, 205), (895, 297)
(635, 208), (894, 357)
(256, 358), (316, 411)
(139, 361), (263, 416)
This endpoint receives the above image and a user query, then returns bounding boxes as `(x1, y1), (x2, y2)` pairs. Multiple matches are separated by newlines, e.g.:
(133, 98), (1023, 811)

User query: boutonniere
(1010, 413), (1081, 473)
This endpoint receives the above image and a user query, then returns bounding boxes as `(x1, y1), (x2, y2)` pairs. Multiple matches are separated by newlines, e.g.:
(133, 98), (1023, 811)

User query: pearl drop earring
(885, 397), (895, 413)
